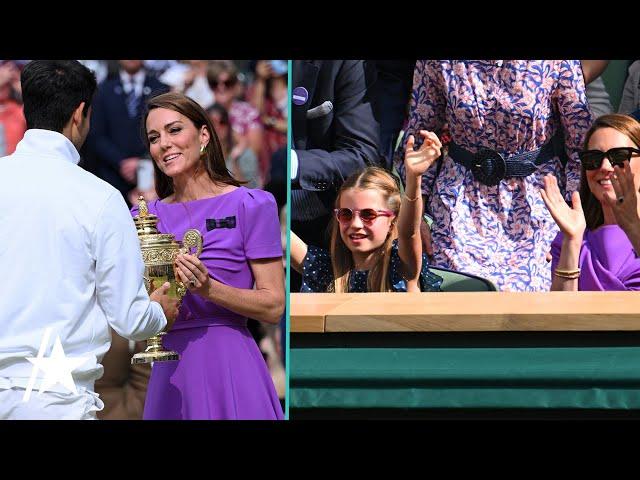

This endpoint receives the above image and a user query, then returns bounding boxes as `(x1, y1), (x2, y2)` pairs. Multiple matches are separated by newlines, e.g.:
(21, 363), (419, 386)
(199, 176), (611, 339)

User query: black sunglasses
(578, 147), (640, 170)
(210, 78), (237, 90)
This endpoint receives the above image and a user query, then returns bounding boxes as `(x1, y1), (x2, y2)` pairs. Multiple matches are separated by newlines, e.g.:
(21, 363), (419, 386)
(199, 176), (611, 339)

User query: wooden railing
(290, 292), (640, 333)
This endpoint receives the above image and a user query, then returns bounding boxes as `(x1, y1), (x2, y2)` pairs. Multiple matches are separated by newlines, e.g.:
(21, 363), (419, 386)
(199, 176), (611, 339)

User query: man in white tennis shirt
(0, 60), (178, 419)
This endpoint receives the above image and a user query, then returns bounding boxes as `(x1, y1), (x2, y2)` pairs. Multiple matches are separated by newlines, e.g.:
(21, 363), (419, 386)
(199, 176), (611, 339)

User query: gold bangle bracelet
(404, 193), (421, 202)
(554, 268), (581, 275)
(553, 269), (581, 279)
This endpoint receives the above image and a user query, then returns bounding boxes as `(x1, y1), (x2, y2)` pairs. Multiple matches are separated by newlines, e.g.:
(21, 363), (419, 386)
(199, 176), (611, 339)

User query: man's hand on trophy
(175, 253), (211, 298)
(149, 282), (179, 331)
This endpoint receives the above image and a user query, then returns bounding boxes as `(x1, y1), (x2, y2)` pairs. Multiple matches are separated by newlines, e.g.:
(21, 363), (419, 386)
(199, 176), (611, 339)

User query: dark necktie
(125, 81), (140, 119)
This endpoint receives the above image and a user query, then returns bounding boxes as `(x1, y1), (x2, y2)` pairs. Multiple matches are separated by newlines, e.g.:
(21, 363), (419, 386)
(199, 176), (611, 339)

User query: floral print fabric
(394, 60), (592, 291)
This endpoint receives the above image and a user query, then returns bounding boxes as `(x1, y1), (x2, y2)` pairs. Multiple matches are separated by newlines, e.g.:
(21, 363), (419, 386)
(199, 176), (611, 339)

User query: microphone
(306, 101), (333, 119)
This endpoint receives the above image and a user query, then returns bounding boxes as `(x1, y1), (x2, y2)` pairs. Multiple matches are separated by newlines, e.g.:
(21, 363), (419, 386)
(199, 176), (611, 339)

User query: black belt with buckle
(447, 140), (557, 186)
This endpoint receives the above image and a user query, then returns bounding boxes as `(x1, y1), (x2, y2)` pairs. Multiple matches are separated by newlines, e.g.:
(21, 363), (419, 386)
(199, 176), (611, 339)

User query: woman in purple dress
(132, 92), (284, 419)
(395, 61), (593, 291)
(542, 114), (640, 290)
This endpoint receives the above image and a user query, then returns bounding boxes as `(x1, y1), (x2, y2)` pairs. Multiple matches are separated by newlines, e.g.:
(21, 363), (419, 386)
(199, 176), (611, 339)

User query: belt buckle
(473, 148), (506, 186)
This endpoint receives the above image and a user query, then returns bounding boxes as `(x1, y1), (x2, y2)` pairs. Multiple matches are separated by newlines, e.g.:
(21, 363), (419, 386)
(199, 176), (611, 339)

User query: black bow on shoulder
(206, 216), (236, 231)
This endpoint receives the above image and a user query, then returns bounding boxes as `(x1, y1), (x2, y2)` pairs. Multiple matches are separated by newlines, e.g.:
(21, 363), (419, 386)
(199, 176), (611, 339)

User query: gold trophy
(131, 196), (203, 364)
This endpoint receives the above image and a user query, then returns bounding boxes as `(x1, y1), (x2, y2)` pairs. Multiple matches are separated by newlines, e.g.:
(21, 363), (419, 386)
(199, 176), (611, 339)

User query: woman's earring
(200, 144), (206, 155)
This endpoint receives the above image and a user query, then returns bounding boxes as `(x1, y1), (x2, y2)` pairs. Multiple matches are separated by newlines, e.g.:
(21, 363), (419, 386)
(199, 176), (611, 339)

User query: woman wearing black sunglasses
(541, 114), (640, 291)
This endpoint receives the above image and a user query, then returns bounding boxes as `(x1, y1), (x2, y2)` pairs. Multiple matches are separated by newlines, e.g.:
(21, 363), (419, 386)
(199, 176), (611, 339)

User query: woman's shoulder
(239, 187), (277, 208)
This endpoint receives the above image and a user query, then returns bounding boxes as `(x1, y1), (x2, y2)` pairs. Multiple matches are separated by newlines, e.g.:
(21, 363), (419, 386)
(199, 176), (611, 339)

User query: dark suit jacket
(87, 73), (169, 199)
(371, 60), (417, 169)
(291, 60), (381, 212)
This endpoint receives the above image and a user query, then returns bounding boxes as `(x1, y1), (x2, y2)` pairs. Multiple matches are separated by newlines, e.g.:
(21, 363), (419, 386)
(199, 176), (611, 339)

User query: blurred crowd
(0, 59), (288, 417)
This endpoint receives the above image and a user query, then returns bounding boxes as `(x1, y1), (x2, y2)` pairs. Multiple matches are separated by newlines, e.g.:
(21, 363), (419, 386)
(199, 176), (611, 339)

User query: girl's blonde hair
(329, 167), (401, 293)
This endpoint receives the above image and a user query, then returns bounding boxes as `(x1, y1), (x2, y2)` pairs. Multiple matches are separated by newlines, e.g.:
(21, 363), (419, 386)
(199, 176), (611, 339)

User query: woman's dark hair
(21, 60), (97, 132)
(142, 91), (242, 199)
(580, 113), (640, 230)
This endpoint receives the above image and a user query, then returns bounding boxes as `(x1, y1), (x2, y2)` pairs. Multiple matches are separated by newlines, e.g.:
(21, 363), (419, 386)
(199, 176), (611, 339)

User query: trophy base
(131, 332), (180, 364)
(131, 350), (180, 364)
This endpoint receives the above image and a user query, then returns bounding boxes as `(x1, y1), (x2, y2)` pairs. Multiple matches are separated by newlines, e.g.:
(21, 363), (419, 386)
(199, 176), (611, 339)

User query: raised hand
(540, 174), (586, 241)
(404, 130), (442, 178)
(606, 161), (640, 237)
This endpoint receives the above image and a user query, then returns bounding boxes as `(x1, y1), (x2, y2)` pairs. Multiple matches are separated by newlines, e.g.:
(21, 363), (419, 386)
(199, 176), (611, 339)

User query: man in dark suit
(371, 60), (417, 169)
(86, 60), (169, 205)
(290, 60), (381, 291)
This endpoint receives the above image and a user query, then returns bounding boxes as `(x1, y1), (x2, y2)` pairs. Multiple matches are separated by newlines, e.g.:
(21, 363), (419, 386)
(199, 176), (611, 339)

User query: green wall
(601, 60), (632, 111)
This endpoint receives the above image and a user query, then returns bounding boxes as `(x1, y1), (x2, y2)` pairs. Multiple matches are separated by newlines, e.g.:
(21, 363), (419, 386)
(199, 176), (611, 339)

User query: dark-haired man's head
(20, 60), (97, 149)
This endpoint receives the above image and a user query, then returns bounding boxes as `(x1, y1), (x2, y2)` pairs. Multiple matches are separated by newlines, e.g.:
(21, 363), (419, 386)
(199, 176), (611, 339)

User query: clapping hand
(540, 174), (586, 241)
(607, 161), (640, 236)
(404, 130), (442, 178)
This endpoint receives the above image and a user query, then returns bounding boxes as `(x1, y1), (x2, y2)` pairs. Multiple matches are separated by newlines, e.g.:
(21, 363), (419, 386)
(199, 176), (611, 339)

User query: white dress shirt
(0, 130), (166, 400)
(120, 69), (146, 97)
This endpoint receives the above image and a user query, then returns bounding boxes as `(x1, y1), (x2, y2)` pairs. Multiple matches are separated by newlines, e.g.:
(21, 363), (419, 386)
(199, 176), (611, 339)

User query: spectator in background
(582, 60), (613, 119)
(160, 60), (215, 110)
(371, 60), (417, 169)
(619, 60), (640, 120)
(207, 61), (264, 172)
(395, 60), (592, 292)
(207, 102), (260, 189)
(87, 60), (169, 205)
(234, 69), (249, 102)
(0, 61), (26, 156)
(249, 60), (288, 183)
(143, 60), (178, 80)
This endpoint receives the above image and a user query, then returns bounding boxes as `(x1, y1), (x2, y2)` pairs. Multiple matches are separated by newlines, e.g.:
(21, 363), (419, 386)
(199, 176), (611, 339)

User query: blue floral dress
(300, 239), (443, 293)
(394, 60), (592, 291)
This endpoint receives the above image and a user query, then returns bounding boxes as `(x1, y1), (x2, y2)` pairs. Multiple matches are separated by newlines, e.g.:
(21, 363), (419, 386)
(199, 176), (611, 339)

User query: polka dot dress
(300, 239), (442, 293)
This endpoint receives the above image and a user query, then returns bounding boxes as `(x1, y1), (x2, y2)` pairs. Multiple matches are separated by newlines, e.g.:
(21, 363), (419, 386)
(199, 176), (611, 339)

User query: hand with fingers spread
(606, 161), (640, 239)
(404, 130), (442, 178)
(175, 253), (211, 298)
(540, 174), (586, 242)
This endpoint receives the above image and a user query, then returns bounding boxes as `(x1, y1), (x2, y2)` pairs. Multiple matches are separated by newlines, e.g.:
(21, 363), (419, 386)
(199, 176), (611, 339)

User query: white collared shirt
(0, 129), (166, 393)
(119, 69), (146, 97)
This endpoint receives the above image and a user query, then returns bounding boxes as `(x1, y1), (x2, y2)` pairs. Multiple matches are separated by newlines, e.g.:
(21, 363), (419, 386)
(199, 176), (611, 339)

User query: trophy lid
(133, 196), (160, 236)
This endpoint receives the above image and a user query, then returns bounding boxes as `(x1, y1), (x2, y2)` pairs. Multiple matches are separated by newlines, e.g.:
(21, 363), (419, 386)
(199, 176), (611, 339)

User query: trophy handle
(181, 229), (203, 257)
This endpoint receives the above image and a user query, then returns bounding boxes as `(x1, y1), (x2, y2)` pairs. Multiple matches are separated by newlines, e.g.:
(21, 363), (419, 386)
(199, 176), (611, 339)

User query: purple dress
(551, 225), (640, 290)
(131, 187), (284, 419)
(395, 60), (593, 291)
